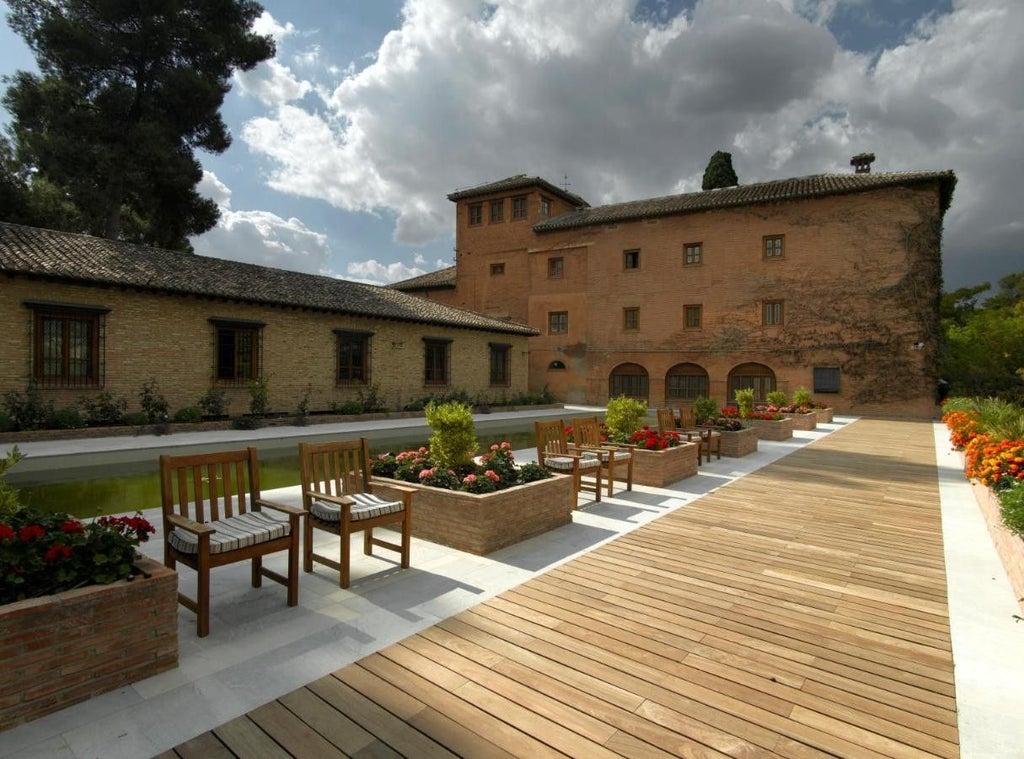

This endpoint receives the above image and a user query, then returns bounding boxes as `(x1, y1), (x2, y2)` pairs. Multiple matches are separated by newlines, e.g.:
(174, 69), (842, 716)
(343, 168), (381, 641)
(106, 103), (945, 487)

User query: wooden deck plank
(169, 418), (960, 758)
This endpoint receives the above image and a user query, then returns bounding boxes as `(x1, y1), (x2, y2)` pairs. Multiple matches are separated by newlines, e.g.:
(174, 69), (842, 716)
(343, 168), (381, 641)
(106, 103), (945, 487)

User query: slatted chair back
(679, 406), (697, 429)
(300, 438), (372, 503)
(298, 438), (412, 589)
(535, 419), (570, 460)
(572, 416), (605, 447)
(656, 408), (677, 434)
(160, 447), (261, 525)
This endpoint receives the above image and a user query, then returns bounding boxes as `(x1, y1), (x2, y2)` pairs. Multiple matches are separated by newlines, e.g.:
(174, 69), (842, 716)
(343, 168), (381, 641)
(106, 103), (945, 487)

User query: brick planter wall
(372, 474), (574, 555)
(741, 417), (795, 441)
(0, 557), (178, 731)
(783, 412), (818, 431)
(631, 442), (699, 487)
(971, 482), (1024, 616)
(813, 407), (834, 424)
(718, 427), (760, 457)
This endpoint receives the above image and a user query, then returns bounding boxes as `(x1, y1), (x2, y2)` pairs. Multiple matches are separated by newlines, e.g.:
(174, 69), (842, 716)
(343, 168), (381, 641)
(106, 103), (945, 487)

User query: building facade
(0, 223), (536, 420)
(397, 168), (956, 418)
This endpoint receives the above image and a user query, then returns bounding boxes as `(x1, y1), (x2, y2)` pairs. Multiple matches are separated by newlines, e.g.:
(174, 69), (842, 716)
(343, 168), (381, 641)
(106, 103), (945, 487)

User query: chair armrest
(165, 513), (215, 535)
(300, 492), (353, 508)
(257, 498), (307, 516)
(542, 450), (588, 462)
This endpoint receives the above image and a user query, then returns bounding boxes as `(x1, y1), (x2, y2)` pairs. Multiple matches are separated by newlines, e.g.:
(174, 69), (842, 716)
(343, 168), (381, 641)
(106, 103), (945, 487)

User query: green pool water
(11, 431), (539, 519)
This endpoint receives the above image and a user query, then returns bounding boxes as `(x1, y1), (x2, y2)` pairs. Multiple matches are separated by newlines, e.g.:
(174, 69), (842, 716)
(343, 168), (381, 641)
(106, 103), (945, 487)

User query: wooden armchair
(535, 419), (602, 503)
(299, 438), (412, 589)
(571, 416), (633, 497)
(159, 447), (305, 637)
(678, 407), (721, 464)
(656, 408), (677, 434)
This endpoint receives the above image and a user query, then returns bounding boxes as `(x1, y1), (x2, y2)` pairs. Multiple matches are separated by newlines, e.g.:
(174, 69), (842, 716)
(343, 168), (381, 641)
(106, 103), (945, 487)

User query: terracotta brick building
(396, 165), (956, 418)
(0, 223), (536, 419)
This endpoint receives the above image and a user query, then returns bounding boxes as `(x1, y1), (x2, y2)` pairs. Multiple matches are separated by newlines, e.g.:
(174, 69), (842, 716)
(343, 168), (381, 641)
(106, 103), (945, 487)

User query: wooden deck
(160, 418), (958, 758)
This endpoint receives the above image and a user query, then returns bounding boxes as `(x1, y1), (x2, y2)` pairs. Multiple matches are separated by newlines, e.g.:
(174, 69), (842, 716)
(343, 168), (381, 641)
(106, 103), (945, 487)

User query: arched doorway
(665, 363), (709, 403)
(727, 362), (776, 404)
(608, 363), (649, 401)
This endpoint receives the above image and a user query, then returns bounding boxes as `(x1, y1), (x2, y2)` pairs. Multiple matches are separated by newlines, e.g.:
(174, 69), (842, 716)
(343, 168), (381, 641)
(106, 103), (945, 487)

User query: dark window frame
(623, 307), (639, 330)
(813, 366), (841, 393)
(763, 234), (784, 259)
(26, 301), (108, 389)
(511, 195), (528, 220)
(211, 318), (265, 386)
(684, 304), (702, 329)
(490, 262), (505, 276)
(666, 363), (709, 401)
(423, 337), (452, 386)
(548, 311), (568, 334)
(623, 249), (641, 270)
(762, 300), (784, 326)
(335, 329), (372, 385)
(548, 256), (564, 278)
(468, 203), (483, 226)
(489, 342), (511, 387)
(609, 363), (649, 400)
(539, 196), (551, 217)
(489, 199), (504, 223)
(684, 242), (702, 265)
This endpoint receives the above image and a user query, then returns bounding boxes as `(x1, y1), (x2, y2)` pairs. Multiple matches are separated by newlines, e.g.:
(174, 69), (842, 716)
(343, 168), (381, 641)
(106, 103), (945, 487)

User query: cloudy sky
(1, 0), (1022, 291)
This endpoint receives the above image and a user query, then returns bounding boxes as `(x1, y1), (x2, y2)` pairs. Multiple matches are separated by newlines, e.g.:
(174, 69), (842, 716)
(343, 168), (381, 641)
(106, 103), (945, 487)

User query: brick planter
(741, 417), (795, 441)
(717, 427), (760, 457)
(813, 407), (834, 424)
(782, 412), (818, 431)
(0, 557), (178, 731)
(971, 482), (1024, 616)
(372, 474), (574, 555)
(631, 442), (700, 487)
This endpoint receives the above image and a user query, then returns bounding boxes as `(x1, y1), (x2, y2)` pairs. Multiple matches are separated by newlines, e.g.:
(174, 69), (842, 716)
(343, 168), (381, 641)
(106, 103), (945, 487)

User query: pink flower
(463, 474), (477, 484)
(490, 444), (499, 451)
(485, 470), (500, 482)
(419, 467), (435, 480)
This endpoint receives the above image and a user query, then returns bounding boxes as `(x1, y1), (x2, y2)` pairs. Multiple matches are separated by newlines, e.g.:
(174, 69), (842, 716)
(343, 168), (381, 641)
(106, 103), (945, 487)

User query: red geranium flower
(0, 523), (14, 541)
(44, 544), (74, 562)
(18, 524), (46, 542)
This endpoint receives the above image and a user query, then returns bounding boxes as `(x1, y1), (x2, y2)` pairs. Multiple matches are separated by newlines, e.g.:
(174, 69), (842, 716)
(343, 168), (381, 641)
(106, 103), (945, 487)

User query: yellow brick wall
(0, 276), (531, 416)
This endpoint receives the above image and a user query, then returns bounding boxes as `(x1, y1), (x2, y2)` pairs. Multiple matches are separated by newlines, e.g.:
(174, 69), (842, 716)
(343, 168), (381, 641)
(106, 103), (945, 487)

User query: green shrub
(0, 412), (13, 433)
(999, 483), (1024, 538)
(694, 396), (719, 424)
(139, 379), (170, 423)
(0, 447), (24, 518)
(358, 384), (385, 413)
(3, 382), (54, 430)
(766, 390), (788, 408)
(51, 406), (85, 429)
(424, 400), (477, 470)
(79, 392), (127, 427)
(792, 386), (813, 407)
(248, 376), (270, 416)
(172, 406), (203, 423)
(734, 388), (755, 418)
(123, 411), (149, 426)
(231, 415), (263, 430)
(604, 395), (648, 437)
(332, 400), (364, 415)
(198, 387), (229, 417)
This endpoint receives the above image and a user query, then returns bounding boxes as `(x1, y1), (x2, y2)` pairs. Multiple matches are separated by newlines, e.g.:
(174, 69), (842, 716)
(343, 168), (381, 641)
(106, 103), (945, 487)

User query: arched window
(727, 362), (776, 404)
(665, 363), (709, 401)
(609, 363), (649, 400)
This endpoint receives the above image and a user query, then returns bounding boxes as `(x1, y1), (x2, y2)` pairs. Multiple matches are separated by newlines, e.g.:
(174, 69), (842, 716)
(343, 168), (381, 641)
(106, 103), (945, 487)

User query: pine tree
(2, 1), (275, 251)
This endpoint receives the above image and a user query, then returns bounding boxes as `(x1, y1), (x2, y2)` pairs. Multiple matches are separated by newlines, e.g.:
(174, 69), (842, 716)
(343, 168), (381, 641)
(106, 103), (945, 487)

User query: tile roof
(0, 222), (538, 336)
(533, 170), (956, 232)
(390, 265), (457, 291)
(447, 175), (589, 208)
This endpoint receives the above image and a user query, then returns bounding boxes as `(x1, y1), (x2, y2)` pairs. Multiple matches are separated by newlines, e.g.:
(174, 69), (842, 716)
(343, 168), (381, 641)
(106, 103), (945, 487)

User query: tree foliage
(2, 0), (274, 251)
(701, 150), (738, 190)
(942, 271), (1024, 402)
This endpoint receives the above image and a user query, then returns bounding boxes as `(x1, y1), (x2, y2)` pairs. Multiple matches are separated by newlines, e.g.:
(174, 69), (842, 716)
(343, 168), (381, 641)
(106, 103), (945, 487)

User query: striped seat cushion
(594, 448), (631, 463)
(310, 492), (405, 523)
(169, 511), (290, 555)
(545, 452), (601, 471)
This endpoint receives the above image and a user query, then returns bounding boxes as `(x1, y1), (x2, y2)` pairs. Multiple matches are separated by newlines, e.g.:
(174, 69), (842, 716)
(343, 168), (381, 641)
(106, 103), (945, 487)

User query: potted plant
(370, 402), (573, 554)
(0, 451), (178, 730)
(695, 397), (759, 457)
(778, 387), (818, 431)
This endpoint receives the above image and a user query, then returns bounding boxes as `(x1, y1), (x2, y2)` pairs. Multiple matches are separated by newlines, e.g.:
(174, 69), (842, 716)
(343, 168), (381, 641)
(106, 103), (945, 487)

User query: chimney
(850, 152), (876, 174)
